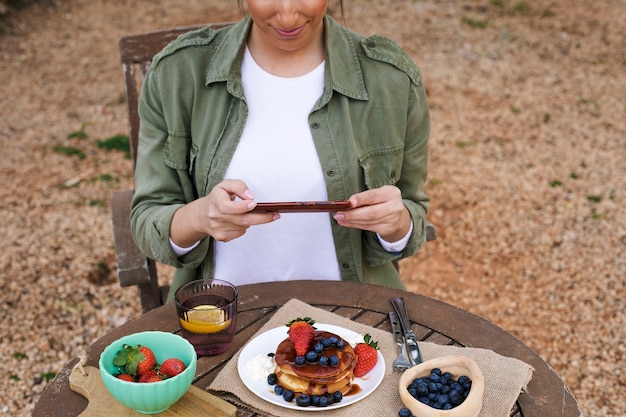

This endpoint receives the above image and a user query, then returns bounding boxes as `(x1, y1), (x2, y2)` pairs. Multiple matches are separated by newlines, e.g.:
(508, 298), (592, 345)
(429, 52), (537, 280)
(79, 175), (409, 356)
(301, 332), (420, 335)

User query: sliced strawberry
(354, 333), (379, 378)
(159, 357), (186, 378)
(286, 317), (316, 357)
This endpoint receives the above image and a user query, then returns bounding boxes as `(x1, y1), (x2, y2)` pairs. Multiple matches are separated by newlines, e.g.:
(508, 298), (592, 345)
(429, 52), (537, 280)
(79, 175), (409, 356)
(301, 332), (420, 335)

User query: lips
(274, 25), (305, 38)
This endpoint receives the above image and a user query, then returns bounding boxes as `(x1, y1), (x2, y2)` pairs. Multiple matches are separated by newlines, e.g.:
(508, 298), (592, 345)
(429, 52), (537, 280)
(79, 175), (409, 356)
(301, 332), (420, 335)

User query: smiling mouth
(274, 25), (305, 38)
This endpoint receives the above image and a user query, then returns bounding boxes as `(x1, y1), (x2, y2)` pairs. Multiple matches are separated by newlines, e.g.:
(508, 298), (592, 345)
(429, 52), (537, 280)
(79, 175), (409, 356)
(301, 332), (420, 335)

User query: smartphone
(251, 200), (351, 213)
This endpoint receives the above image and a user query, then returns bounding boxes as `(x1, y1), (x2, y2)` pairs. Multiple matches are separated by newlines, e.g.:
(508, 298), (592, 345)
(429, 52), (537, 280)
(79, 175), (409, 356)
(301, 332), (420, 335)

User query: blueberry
(335, 339), (345, 349)
(329, 336), (338, 345)
(296, 394), (311, 407)
(318, 395), (329, 407)
(305, 351), (318, 362)
(332, 391), (343, 403)
(415, 376), (428, 385)
(314, 342), (324, 353)
(329, 354), (340, 367)
(429, 372), (441, 383)
(449, 390), (462, 405)
(311, 395), (320, 406)
(321, 338), (332, 348)
(416, 382), (429, 396)
(428, 382), (438, 393)
(458, 375), (470, 385)
(274, 385), (284, 395)
(318, 355), (329, 366)
(418, 396), (430, 406)
(282, 389), (294, 402)
(443, 402), (453, 410)
(398, 407), (412, 417)
(267, 373), (277, 385)
(324, 393), (335, 405)
(408, 387), (417, 397)
(431, 368), (442, 376)
(436, 394), (449, 405)
(294, 355), (306, 366)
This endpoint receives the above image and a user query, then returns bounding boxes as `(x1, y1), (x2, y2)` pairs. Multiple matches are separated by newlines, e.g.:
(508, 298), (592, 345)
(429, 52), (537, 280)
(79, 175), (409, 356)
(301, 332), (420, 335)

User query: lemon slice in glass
(180, 305), (231, 334)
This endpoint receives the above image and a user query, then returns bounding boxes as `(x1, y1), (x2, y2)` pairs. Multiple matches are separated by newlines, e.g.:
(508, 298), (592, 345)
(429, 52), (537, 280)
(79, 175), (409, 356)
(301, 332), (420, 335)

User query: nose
(276, 0), (299, 28)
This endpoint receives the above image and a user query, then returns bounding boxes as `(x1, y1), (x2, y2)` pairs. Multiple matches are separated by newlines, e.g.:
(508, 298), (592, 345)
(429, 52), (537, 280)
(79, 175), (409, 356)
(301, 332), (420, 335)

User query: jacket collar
(204, 15), (368, 101)
(323, 15), (368, 101)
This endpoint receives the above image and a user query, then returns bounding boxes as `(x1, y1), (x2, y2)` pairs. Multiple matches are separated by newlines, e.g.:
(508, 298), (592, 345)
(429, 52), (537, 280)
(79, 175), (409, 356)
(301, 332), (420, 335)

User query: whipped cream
(245, 353), (276, 381)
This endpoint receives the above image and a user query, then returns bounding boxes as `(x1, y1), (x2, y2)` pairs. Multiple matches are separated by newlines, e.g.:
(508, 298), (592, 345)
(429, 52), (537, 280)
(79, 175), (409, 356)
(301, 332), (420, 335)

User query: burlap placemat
(209, 299), (533, 416)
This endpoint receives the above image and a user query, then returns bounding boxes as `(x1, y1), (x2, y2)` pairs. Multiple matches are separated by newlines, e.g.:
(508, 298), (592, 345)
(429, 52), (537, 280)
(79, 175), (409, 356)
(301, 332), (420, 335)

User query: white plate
(237, 323), (385, 411)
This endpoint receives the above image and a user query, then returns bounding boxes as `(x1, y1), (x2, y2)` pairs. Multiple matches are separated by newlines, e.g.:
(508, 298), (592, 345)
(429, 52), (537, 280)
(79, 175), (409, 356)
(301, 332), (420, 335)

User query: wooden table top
(33, 280), (582, 417)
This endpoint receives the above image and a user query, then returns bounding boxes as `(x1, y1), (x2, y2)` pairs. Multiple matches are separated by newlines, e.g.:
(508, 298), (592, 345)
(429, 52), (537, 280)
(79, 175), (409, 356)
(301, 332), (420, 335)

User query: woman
(131, 0), (430, 300)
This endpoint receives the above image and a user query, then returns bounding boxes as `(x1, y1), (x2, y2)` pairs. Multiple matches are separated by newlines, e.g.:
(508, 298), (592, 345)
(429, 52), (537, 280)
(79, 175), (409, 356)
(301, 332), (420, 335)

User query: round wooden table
(33, 281), (582, 417)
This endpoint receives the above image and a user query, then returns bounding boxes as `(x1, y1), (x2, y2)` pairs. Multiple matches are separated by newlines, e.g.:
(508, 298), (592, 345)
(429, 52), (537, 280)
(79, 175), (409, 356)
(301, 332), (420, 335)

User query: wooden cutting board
(69, 366), (237, 417)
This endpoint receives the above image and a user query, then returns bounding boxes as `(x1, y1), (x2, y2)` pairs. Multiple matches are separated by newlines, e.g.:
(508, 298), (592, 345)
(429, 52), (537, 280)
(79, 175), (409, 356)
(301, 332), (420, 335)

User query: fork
(388, 312), (411, 371)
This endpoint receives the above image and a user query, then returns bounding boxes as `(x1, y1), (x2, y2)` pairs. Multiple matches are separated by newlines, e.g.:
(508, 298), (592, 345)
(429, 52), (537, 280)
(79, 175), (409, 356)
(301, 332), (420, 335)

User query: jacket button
(342, 263), (350, 269)
(390, 170), (396, 178)
(311, 122), (320, 129)
(327, 170), (335, 177)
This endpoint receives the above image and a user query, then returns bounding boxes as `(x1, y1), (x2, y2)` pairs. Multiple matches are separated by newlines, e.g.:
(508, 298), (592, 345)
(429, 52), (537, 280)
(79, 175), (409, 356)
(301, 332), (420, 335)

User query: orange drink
(175, 279), (237, 356)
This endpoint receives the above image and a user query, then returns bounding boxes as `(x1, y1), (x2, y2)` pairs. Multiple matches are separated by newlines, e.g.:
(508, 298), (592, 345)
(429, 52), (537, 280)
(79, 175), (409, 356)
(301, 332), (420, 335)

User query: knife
(390, 297), (423, 365)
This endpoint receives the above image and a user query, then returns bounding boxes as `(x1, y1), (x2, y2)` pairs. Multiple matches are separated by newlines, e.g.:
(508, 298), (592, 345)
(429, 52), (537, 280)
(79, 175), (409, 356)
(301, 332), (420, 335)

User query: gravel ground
(1, 1), (624, 416)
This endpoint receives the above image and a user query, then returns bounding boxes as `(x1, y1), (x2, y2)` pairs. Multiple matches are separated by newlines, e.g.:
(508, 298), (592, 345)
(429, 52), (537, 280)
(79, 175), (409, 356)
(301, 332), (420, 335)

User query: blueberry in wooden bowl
(398, 355), (484, 417)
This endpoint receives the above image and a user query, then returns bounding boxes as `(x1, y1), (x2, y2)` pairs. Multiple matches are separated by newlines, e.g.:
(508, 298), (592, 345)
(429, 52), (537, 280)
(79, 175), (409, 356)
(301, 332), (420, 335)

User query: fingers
(348, 185), (400, 208)
(334, 186), (408, 238)
(213, 179), (256, 213)
(203, 180), (282, 242)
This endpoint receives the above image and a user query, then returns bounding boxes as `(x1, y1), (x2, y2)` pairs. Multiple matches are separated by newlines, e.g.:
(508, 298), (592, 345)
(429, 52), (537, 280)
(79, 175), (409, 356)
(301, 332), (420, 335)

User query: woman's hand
(333, 185), (411, 242)
(170, 179), (278, 246)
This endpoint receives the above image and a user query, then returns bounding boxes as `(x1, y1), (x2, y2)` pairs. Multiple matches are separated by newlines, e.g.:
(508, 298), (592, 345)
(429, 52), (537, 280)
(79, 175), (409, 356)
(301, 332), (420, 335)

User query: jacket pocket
(359, 146), (403, 189)
(163, 134), (191, 170)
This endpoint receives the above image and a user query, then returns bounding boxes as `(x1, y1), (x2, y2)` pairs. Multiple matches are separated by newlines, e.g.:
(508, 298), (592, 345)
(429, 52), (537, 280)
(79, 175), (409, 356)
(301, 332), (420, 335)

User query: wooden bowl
(398, 355), (484, 417)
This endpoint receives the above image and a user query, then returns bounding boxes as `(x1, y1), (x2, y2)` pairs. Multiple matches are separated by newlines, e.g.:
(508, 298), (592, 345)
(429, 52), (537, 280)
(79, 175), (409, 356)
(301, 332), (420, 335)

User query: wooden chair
(112, 23), (437, 313)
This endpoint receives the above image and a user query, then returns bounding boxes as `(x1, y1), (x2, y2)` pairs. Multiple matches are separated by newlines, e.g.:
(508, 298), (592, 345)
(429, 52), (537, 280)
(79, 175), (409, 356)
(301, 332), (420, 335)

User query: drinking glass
(174, 279), (237, 356)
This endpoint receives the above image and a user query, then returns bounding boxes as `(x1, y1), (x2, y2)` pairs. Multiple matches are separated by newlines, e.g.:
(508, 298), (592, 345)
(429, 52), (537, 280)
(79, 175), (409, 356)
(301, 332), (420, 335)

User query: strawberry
(286, 317), (316, 356)
(138, 369), (162, 383)
(112, 344), (157, 377)
(116, 373), (135, 382)
(159, 357), (186, 378)
(353, 333), (379, 378)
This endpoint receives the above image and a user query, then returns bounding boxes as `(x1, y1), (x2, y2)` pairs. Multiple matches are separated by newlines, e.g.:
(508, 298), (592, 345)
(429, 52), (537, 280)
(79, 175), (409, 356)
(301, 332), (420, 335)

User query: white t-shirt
(213, 48), (341, 284)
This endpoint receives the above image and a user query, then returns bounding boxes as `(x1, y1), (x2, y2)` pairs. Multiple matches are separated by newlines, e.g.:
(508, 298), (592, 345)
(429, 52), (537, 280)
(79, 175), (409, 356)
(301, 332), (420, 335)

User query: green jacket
(131, 15), (430, 295)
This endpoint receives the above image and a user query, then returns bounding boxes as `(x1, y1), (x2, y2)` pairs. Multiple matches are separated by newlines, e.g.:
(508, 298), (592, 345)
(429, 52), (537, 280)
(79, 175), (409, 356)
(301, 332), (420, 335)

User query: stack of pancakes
(274, 330), (357, 396)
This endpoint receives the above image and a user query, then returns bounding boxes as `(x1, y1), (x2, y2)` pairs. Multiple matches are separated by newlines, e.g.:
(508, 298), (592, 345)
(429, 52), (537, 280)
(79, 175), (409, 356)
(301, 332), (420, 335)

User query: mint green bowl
(99, 331), (197, 414)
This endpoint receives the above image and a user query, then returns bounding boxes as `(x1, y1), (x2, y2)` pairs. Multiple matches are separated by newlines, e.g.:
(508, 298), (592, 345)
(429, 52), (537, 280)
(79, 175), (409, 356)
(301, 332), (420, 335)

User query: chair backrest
(119, 22), (233, 169)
